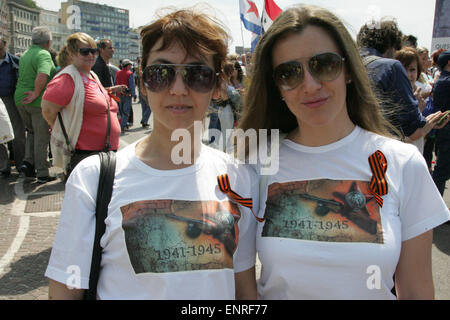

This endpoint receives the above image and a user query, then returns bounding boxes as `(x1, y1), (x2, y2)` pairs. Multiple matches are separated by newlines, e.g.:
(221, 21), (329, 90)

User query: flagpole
(261, 0), (265, 34)
(240, 19), (245, 53)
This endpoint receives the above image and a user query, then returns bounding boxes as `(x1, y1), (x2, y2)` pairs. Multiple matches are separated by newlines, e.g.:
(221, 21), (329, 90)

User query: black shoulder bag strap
(98, 73), (112, 152)
(57, 112), (72, 154)
(104, 95), (112, 151)
(84, 151), (117, 300)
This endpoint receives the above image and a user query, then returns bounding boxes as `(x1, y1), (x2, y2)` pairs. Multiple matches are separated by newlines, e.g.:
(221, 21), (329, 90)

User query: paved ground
(0, 102), (449, 300)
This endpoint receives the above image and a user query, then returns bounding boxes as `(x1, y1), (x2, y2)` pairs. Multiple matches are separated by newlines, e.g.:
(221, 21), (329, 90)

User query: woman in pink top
(42, 32), (122, 178)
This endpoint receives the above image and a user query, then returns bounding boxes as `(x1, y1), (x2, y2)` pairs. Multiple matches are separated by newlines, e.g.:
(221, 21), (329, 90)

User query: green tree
(24, 0), (38, 9)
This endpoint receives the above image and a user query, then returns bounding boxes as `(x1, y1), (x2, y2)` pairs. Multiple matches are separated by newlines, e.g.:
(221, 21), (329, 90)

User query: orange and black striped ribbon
(368, 150), (388, 208)
(107, 90), (120, 103)
(217, 174), (265, 223)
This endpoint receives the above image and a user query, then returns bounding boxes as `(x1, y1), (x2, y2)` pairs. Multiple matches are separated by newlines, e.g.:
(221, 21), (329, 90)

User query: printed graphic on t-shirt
(262, 180), (384, 243)
(121, 200), (241, 274)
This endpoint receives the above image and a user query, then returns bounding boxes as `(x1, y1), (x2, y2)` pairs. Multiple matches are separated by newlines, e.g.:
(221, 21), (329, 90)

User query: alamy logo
(66, 265), (81, 290)
(171, 121), (281, 175)
(366, 265), (381, 290)
(66, 5), (81, 30)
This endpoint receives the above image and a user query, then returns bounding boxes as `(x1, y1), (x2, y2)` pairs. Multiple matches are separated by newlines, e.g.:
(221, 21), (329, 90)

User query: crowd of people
(0, 4), (449, 300)
(0, 27), (150, 181)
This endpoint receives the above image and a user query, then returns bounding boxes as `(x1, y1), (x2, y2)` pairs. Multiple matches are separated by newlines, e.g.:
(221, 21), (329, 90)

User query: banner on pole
(239, 0), (263, 52)
(261, 0), (282, 32)
(431, 0), (450, 51)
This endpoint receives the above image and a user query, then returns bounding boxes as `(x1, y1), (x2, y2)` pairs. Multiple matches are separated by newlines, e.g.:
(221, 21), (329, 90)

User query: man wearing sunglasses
(92, 39), (126, 95)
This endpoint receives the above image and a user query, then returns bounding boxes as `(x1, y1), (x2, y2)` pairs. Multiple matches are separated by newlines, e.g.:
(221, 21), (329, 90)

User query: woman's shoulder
(360, 129), (421, 163)
(49, 72), (74, 85)
(44, 73), (75, 103)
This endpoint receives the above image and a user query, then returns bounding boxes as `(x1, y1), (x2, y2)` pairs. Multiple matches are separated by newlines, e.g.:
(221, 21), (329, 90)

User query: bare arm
(235, 266), (257, 300)
(21, 73), (49, 105)
(394, 230), (434, 299)
(41, 99), (64, 127)
(106, 85), (127, 94)
(406, 111), (443, 142)
(48, 279), (85, 300)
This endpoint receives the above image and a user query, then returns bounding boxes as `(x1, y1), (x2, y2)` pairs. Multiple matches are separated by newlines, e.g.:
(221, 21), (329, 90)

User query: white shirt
(46, 142), (258, 299)
(256, 126), (450, 299)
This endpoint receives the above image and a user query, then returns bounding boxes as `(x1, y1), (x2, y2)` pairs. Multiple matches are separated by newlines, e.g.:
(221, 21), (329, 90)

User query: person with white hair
(14, 26), (57, 183)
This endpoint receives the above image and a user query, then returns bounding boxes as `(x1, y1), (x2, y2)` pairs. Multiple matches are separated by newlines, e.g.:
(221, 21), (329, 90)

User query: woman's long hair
(238, 5), (398, 142)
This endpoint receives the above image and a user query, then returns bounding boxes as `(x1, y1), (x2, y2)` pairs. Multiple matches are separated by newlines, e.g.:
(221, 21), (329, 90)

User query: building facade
(60, 0), (136, 66)
(0, 0), (10, 42)
(39, 9), (71, 53)
(129, 28), (140, 59)
(7, 0), (40, 55)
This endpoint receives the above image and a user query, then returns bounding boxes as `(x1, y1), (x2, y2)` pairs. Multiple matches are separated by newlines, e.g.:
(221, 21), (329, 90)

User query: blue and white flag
(240, 0), (262, 51)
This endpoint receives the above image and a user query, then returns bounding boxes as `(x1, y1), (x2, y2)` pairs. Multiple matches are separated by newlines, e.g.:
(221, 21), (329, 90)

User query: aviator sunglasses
(273, 52), (345, 91)
(142, 64), (219, 93)
(79, 48), (99, 56)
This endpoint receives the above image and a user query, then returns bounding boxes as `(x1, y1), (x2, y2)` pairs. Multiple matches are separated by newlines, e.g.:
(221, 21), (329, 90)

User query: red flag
(265, 0), (282, 20)
(262, 0), (282, 32)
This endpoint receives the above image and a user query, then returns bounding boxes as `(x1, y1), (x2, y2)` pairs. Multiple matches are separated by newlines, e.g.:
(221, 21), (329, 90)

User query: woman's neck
(289, 120), (355, 147)
(135, 124), (202, 170)
(73, 64), (91, 77)
(78, 68), (91, 77)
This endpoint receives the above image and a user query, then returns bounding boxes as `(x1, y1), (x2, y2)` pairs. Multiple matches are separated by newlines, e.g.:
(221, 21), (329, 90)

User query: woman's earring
(346, 79), (352, 84)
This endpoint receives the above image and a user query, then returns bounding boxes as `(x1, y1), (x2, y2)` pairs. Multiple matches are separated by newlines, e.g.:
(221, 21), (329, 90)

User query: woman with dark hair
(45, 8), (258, 300)
(430, 48), (446, 80)
(232, 61), (244, 89)
(207, 61), (242, 151)
(239, 4), (450, 299)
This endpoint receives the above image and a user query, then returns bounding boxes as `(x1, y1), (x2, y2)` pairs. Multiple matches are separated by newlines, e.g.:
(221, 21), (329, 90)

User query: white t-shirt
(256, 126), (450, 300)
(45, 142), (258, 299)
(416, 73), (432, 95)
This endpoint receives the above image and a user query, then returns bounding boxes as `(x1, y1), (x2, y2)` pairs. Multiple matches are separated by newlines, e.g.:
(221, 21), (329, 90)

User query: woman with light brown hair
(239, 4), (450, 299)
(45, 8), (257, 300)
(394, 47), (429, 153)
(56, 45), (71, 70)
(41, 32), (121, 178)
(416, 46), (433, 94)
(395, 47), (427, 106)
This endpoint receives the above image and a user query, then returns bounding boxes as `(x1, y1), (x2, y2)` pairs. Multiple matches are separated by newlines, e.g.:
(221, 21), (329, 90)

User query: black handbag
(83, 151), (116, 300)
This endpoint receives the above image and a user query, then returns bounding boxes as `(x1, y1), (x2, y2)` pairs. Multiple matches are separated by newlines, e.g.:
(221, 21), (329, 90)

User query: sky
(35, 0), (438, 52)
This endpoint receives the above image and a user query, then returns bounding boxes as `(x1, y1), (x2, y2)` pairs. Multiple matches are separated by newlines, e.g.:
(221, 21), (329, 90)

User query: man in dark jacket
(357, 19), (442, 143)
(432, 51), (450, 195)
(0, 37), (25, 176)
(92, 39), (125, 95)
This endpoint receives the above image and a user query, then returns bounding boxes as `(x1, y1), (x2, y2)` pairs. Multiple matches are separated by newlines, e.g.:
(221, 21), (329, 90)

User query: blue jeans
(432, 125), (450, 196)
(119, 96), (132, 130)
(140, 93), (151, 124)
